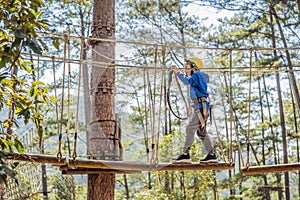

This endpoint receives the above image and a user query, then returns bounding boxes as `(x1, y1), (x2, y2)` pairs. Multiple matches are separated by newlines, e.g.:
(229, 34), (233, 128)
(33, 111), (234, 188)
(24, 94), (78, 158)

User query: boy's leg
(182, 111), (201, 154)
(196, 110), (218, 163)
(197, 126), (214, 155)
(172, 110), (199, 163)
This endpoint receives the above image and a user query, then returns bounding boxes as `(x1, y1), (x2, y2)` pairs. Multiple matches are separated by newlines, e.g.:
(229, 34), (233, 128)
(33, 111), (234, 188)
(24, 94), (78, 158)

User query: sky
(184, 3), (235, 26)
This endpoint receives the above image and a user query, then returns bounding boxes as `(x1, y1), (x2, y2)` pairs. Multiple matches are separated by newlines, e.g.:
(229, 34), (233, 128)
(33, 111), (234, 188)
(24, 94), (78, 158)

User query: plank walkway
(240, 163), (300, 175)
(4, 152), (234, 174)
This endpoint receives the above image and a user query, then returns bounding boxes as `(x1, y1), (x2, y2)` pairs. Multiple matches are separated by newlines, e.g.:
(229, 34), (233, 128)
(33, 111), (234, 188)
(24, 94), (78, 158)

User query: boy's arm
(170, 65), (190, 85)
(177, 72), (190, 85)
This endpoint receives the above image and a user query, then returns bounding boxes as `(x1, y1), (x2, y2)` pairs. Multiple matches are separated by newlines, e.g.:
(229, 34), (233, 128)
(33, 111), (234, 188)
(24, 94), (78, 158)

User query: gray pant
(182, 108), (214, 155)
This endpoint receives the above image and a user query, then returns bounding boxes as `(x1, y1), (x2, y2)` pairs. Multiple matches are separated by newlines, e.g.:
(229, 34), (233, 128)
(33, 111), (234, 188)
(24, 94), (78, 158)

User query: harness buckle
(197, 97), (207, 103)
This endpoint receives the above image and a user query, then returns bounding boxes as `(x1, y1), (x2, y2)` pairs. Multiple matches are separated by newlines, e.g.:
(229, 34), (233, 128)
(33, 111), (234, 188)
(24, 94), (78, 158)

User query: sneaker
(200, 154), (218, 163)
(172, 153), (191, 163)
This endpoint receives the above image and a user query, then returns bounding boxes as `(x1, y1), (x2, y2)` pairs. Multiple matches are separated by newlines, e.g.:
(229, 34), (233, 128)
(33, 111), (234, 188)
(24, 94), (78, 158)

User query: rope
(72, 36), (84, 160)
(211, 110), (227, 163)
(155, 49), (165, 166)
(37, 31), (300, 51)
(22, 51), (300, 73)
(66, 27), (72, 158)
(246, 49), (253, 169)
(52, 56), (60, 153)
(150, 45), (158, 167)
(143, 69), (150, 162)
(166, 71), (188, 120)
(228, 49), (234, 164)
(147, 66), (154, 169)
(223, 70), (244, 167)
(57, 34), (67, 160)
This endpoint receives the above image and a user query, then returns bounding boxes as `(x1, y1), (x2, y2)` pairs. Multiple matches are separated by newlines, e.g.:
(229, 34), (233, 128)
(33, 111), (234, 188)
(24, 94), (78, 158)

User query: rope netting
(12, 30), (300, 174)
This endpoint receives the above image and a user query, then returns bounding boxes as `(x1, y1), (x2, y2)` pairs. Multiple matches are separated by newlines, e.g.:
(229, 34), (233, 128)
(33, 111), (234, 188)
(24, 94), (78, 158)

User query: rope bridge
(5, 30), (300, 176)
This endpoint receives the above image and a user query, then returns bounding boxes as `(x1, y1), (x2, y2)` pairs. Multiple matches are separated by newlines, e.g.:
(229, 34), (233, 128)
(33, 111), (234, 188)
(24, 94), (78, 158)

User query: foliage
(1, 0), (300, 199)
(0, 0), (55, 185)
(50, 175), (76, 200)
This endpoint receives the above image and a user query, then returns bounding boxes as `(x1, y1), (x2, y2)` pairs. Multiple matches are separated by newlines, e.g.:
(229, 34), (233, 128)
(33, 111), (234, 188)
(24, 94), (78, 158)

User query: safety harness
(193, 97), (208, 128)
(167, 70), (210, 127)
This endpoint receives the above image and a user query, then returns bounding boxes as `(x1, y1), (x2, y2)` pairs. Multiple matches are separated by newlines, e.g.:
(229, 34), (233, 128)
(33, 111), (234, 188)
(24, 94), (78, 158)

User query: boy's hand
(170, 65), (179, 74)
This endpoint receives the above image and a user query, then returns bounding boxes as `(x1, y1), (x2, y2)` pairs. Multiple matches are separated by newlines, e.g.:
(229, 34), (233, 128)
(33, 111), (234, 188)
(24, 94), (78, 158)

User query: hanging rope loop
(167, 70), (188, 120)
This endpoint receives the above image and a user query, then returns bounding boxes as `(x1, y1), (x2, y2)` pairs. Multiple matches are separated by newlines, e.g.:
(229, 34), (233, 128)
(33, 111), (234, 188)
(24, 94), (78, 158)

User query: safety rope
(150, 45), (158, 167)
(146, 67), (154, 170)
(211, 109), (227, 163)
(22, 50), (300, 73)
(52, 56), (60, 153)
(38, 31), (300, 51)
(57, 34), (67, 160)
(167, 70), (188, 120)
(223, 71), (242, 166)
(154, 48), (165, 166)
(66, 27), (72, 158)
(246, 49), (253, 169)
(143, 69), (150, 162)
(72, 36), (84, 160)
(229, 49), (234, 165)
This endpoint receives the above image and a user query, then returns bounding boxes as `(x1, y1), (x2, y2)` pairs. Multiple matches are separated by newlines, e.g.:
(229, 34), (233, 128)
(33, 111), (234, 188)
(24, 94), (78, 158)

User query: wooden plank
(4, 152), (234, 172)
(61, 168), (141, 175)
(240, 163), (300, 175)
(3, 152), (66, 166)
(67, 160), (234, 172)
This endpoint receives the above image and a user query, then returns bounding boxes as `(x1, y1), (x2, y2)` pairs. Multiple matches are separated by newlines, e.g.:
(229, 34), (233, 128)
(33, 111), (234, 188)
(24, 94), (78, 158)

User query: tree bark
(88, 0), (117, 199)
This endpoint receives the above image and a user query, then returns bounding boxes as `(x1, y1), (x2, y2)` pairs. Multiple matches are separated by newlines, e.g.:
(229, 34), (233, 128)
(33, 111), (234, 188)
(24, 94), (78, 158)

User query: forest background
(0, 0), (300, 199)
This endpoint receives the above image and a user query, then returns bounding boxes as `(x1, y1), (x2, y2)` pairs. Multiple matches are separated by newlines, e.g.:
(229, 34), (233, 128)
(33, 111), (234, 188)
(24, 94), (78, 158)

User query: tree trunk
(273, 8), (300, 120)
(262, 74), (282, 200)
(41, 141), (48, 200)
(123, 174), (130, 200)
(269, 5), (290, 200)
(88, 174), (115, 199)
(257, 55), (271, 200)
(88, 0), (117, 199)
(290, 82), (300, 196)
(221, 72), (234, 197)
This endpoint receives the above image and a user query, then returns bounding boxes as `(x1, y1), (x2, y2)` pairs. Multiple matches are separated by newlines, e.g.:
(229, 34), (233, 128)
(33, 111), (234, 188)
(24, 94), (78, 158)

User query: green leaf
(14, 138), (24, 153)
(52, 37), (60, 50)
(34, 100), (44, 104)
(20, 61), (33, 72)
(6, 139), (14, 152)
(31, 80), (45, 86)
(0, 137), (8, 150)
(29, 87), (36, 97)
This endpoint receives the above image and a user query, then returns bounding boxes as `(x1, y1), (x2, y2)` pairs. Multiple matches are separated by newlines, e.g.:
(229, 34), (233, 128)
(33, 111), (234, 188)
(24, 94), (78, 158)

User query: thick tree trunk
(88, 0), (117, 199)
(88, 174), (115, 199)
